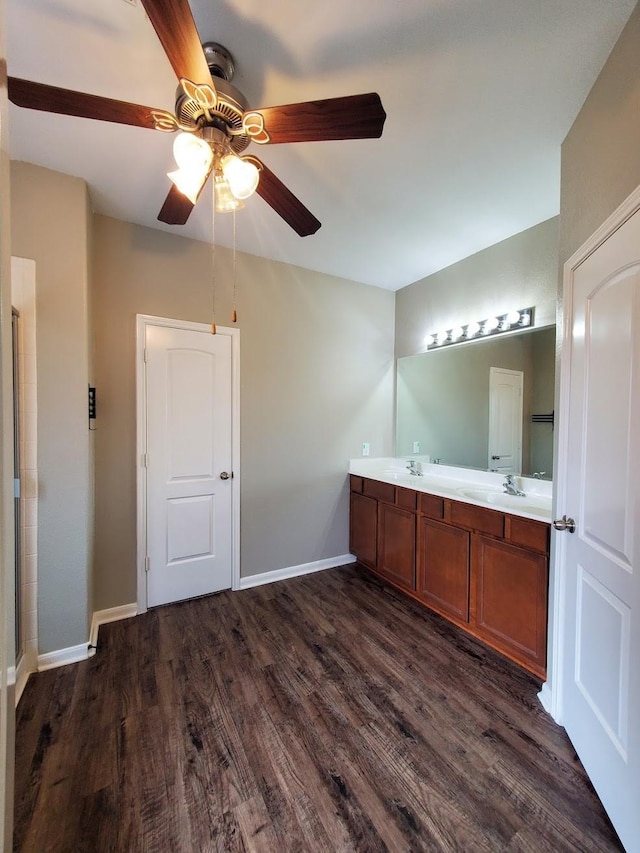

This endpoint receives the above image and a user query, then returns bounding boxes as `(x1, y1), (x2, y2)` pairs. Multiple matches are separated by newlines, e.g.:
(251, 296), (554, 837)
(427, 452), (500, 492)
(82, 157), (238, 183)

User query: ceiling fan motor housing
(174, 75), (250, 154)
(202, 42), (235, 81)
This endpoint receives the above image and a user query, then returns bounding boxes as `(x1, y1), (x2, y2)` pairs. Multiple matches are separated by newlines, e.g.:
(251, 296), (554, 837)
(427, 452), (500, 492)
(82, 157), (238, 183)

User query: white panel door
(488, 367), (523, 474)
(145, 324), (232, 607)
(560, 206), (640, 852)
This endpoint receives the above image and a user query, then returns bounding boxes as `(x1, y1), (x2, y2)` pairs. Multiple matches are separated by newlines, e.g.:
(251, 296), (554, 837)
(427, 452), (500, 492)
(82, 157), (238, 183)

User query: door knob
(220, 471), (230, 480)
(553, 515), (575, 533)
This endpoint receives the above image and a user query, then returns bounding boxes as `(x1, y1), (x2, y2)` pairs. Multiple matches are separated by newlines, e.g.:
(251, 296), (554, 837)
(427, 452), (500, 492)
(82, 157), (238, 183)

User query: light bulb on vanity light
(451, 326), (464, 341)
(506, 310), (522, 325)
(466, 321), (480, 337)
(482, 317), (499, 335)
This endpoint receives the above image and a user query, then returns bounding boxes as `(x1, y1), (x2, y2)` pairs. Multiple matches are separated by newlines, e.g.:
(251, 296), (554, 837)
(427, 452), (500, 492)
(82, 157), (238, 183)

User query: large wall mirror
(396, 326), (555, 479)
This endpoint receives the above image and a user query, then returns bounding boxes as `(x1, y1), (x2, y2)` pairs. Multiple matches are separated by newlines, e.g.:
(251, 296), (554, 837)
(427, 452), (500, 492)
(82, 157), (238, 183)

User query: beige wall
(92, 214), (395, 607)
(0, 0), (16, 838)
(560, 2), (640, 264)
(394, 217), (559, 359)
(10, 162), (93, 654)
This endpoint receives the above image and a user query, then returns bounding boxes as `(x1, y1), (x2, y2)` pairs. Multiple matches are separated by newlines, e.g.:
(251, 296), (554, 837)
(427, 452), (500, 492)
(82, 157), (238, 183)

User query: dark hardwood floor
(14, 565), (623, 852)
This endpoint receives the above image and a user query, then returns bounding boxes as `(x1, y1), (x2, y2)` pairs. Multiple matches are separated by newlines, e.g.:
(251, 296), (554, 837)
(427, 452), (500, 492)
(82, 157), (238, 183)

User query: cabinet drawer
(350, 475), (363, 494)
(419, 492), (444, 520)
(397, 486), (418, 511)
(363, 478), (396, 503)
(505, 516), (550, 555)
(450, 500), (504, 538)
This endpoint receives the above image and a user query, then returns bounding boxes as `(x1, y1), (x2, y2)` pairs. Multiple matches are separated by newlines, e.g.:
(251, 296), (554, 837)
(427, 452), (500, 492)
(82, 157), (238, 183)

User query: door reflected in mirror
(396, 326), (555, 478)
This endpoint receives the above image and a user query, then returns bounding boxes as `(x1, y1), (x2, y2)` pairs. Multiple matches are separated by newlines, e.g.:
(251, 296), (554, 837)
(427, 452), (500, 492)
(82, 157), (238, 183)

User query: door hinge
(145, 556), (150, 573)
(141, 452), (148, 468)
(143, 347), (148, 363)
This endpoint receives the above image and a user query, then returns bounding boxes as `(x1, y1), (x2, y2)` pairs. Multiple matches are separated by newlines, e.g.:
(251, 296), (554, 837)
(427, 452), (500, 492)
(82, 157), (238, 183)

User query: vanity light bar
(426, 308), (534, 350)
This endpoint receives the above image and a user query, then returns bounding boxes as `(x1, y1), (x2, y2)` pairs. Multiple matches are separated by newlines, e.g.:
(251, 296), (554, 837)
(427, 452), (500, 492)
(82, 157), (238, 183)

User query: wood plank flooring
(14, 565), (623, 852)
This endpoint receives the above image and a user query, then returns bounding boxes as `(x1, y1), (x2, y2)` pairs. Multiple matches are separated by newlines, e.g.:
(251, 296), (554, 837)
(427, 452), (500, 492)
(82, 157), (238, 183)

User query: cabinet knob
(491, 455), (502, 460)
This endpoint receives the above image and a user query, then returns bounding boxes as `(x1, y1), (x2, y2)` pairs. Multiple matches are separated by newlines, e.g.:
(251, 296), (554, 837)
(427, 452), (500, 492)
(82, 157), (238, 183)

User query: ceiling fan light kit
(220, 153), (259, 200)
(7, 0), (387, 236)
(167, 132), (214, 204)
(214, 174), (244, 213)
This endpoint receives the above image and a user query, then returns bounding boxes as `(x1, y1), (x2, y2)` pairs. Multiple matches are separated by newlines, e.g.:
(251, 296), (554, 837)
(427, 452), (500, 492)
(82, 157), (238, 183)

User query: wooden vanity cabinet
(474, 535), (548, 675)
(349, 474), (550, 678)
(349, 490), (378, 569)
(377, 501), (416, 591)
(418, 517), (470, 622)
(349, 476), (416, 590)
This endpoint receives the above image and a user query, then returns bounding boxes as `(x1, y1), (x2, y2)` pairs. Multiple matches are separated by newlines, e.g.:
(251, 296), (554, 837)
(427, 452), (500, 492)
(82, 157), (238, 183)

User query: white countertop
(349, 457), (552, 524)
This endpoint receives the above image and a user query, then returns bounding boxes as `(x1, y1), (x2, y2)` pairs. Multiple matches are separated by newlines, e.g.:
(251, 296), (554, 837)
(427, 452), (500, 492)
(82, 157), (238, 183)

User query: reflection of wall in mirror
(396, 326), (555, 477)
(529, 327), (555, 475)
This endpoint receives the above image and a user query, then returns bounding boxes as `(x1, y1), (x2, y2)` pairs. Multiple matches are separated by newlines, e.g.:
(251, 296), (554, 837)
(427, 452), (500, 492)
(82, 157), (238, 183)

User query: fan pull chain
(232, 207), (238, 323)
(211, 183), (217, 335)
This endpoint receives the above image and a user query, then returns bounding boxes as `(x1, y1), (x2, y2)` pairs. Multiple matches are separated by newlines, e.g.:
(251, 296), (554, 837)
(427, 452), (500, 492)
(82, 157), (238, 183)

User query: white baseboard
(90, 603), (138, 648)
(37, 642), (91, 672)
(15, 661), (29, 706)
(537, 682), (553, 715)
(32, 604), (137, 675)
(239, 554), (356, 590)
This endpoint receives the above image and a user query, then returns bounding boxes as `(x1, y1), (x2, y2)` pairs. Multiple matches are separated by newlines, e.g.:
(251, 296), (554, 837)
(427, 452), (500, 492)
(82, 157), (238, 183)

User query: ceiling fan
(7, 0), (387, 237)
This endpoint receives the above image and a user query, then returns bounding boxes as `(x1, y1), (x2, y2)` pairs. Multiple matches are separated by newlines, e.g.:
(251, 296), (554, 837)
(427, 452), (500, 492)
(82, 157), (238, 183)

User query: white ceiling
(5, 0), (637, 290)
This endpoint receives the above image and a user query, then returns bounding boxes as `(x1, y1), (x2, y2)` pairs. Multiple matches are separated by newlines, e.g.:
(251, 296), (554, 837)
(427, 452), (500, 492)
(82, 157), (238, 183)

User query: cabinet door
(474, 535), (548, 675)
(377, 502), (416, 591)
(418, 516), (470, 622)
(349, 492), (378, 567)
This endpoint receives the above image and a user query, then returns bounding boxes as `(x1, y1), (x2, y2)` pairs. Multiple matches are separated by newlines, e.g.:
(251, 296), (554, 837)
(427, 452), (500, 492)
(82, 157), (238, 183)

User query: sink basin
(457, 487), (551, 516)
(379, 467), (413, 478)
(458, 488), (499, 502)
(487, 492), (552, 514)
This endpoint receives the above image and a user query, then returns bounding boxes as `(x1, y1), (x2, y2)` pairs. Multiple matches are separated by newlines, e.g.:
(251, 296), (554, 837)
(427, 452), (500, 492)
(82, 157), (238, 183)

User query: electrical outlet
(413, 441), (420, 454)
(362, 442), (370, 457)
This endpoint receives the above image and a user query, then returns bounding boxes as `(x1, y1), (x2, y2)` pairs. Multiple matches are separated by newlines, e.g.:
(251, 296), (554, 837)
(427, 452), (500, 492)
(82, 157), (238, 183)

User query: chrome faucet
(503, 474), (526, 496)
(406, 460), (423, 476)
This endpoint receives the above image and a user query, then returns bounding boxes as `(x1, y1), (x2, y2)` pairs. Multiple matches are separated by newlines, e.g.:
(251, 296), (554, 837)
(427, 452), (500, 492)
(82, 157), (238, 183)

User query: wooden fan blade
(158, 185), (196, 225)
(8, 77), (161, 129)
(140, 0), (213, 86)
(255, 92), (386, 144)
(250, 158), (321, 237)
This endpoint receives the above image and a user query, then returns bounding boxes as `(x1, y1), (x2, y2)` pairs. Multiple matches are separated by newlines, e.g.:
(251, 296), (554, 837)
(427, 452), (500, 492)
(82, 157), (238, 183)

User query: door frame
(544, 183), (640, 722)
(135, 314), (240, 613)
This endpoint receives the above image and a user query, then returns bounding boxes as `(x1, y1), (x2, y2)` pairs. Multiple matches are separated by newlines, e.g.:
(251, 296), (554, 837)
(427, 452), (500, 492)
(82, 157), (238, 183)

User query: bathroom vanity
(349, 460), (552, 678)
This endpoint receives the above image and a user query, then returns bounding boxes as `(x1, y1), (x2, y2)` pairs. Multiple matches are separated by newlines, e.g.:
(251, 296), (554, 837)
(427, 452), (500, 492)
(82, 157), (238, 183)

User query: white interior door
(144, 322), (234, 608)
(559, 204), (640, 852)
(488, 367), (523, 473)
